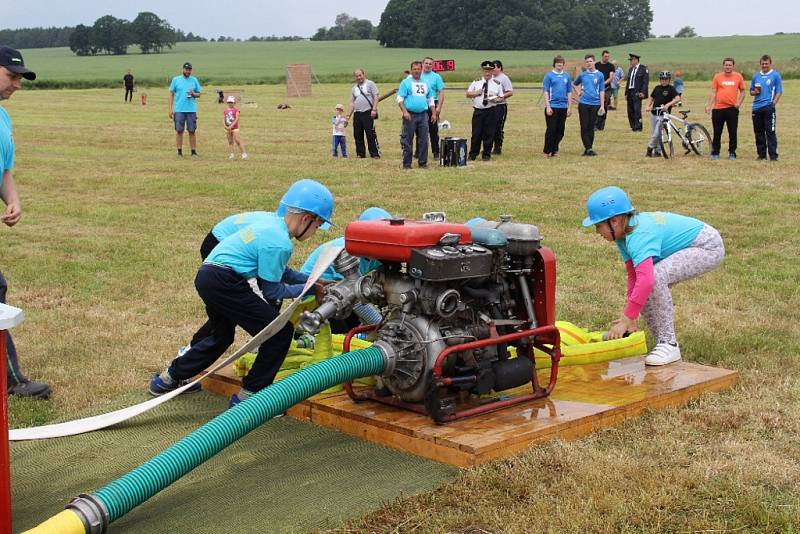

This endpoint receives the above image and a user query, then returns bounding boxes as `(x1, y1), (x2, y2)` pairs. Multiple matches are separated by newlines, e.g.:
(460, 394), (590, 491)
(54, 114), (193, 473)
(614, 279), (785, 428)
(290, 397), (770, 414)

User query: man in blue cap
(149, 179), (335, 406)
(169, 62), (201, 157)
(0, 46), (51, 399)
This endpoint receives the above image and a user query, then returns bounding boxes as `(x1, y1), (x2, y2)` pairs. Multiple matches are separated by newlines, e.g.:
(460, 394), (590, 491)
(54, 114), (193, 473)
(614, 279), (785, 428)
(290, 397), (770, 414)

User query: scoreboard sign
(432, 59), (456, 72)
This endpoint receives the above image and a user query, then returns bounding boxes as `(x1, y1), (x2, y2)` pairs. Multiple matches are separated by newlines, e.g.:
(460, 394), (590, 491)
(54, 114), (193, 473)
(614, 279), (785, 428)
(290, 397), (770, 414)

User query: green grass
(20, 34), (800, 89)
(5, 80), (800, 532)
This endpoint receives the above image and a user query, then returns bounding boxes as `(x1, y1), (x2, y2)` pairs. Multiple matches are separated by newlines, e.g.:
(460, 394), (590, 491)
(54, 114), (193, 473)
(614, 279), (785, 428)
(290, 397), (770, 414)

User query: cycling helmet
(659, 70), (672, 79)
(582, 186), (635, 227)
(277, 179), (335, 229)
(358, 207), (391, 221)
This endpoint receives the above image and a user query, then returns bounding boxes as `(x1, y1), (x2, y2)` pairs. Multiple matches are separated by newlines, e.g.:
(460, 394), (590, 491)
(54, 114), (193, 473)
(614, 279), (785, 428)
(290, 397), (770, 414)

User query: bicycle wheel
(658, 124), (673, 159)
(686, 123), (711, 156)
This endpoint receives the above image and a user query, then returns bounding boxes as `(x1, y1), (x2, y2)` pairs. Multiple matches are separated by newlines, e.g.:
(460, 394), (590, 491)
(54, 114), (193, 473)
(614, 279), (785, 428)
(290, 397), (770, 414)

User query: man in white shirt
(466, 61), (503, 161)
(347, 68), (380, 158)
(491, 60), (514, 155)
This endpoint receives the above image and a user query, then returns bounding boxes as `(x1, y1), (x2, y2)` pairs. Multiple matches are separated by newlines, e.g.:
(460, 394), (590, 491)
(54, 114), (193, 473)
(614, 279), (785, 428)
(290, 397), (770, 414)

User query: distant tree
(659, 34), (671, 38)
(68, 24), (96, 55)
(674, 26), (697, 38)
(130, 12), (176, 53)
(92, 15), (130, 54)
(311, 12), (376, 41)
(0, 26), (74, 48)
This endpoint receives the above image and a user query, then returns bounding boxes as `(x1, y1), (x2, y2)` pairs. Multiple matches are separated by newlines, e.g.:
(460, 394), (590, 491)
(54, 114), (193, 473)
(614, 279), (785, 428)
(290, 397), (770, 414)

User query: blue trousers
(332, 135), (347, 158)
(400, 112), (429, 167)
(168, 264), (294, 392)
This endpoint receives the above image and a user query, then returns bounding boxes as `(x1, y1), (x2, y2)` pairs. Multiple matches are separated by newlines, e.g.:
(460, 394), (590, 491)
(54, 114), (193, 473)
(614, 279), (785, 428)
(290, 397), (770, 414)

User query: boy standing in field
(332, 103), (348, 158)
(705, 58), (745, 161)
(223, 95), (247, 160)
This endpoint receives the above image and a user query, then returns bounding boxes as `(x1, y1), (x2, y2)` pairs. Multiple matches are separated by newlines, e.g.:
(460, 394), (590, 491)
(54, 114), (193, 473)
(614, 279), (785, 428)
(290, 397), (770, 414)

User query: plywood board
(203, 357), (738, 467)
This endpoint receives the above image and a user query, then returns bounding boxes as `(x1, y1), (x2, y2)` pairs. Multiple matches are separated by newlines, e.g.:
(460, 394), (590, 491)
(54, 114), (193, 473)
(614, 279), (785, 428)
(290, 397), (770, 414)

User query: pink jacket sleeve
(624, 257), (655, 319)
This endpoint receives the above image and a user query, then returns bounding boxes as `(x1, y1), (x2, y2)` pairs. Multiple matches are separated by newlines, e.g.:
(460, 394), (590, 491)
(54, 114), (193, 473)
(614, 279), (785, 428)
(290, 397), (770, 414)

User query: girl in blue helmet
(583, 186), (724, 366)
(149, 179), (335, 405)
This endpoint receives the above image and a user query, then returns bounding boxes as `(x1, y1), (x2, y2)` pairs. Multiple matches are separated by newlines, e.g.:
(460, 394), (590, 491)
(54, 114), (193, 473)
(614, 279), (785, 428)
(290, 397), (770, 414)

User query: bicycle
(653, 106), (711, 159)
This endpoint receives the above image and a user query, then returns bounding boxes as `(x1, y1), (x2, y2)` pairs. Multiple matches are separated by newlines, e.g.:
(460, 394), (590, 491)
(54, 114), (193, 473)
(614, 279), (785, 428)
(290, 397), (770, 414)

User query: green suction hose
(23, 346), (386, 534)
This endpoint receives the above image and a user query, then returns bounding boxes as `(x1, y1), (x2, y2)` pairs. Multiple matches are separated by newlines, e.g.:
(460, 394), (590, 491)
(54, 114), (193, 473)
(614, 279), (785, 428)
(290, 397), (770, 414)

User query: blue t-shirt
(300, 236), (381, 281)
(750, 70), (782, 111)
(673, 78), (684, 95)
(170, 75), (202, 113)
(543, 70), (573, 109)
(615, 212), (705, 267)
(206, 219), (293, 282)
(398, 76), (433, 113)
(574, 70), (605, 106)
(0, 106), (14, 187)
(420, 71), (445, 101)
(211, 211), (275, 241)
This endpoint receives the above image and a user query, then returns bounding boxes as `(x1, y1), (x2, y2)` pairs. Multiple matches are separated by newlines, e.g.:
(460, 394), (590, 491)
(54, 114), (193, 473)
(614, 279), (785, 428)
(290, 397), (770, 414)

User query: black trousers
(492, 104), (508, 151)
(752, 106), (778, 160)
(711, 107), (739, 156)
(352, 111), (380, 158)
(415, 101), (440, 157)
(543, 108), (568, 155)
(596, 91), (611, 130)
(191, 231), (223, 345)
(626, 94), (643, 130)
(578, 104), (599, 150)
(124, 87), (133, 102)
(169, 264), (294, 392)
(0, 270), (28, 386)
(469, 107), (498, 159)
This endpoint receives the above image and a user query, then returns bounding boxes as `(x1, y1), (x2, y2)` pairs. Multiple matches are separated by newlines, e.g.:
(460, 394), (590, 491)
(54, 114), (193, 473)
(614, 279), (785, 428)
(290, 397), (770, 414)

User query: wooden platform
(203, 357), (738, 467)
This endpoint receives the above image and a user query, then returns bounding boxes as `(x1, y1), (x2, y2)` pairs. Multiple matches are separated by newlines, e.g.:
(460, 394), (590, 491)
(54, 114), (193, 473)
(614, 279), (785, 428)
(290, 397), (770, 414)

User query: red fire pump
(299, 217), (560, 423)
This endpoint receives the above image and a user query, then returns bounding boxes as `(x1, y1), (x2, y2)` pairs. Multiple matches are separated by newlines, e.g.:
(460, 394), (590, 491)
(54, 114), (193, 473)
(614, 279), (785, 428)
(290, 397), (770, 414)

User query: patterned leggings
(641, 224), (725, 344)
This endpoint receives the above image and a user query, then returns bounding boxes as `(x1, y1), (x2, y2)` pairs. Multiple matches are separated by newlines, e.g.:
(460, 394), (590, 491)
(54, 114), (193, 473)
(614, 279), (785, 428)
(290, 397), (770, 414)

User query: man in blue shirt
(573, 54), (606, 156)
(0, 46), (50, 399)
(149, 179), (335, 406)
(750, 54), (783, 161)
(542, 55), (573, 158)
(397, 61), (435, 169)
(417, 57), (446, 160)
(169, 62), (201, 157)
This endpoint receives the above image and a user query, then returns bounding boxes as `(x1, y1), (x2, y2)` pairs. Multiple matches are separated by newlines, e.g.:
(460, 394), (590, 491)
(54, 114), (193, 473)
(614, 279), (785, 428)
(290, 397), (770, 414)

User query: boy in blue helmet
(583, 186), (724, 366)
(299, 206), (390, 333)
(149, 179), (335, 404)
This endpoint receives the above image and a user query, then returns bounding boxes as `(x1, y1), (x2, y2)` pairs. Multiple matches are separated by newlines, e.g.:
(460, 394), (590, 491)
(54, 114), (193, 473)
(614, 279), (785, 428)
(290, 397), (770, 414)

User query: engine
(299, 216), (561, 423)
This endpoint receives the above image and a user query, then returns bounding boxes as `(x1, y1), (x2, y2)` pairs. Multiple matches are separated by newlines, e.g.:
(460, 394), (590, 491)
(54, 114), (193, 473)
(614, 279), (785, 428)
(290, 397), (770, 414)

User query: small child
(645, 71), (681, 157)
(673, 70), (684, 96)
(331, 103), (348, 159)
(223, 95), (247, 160)
(582, 186), (725, 366)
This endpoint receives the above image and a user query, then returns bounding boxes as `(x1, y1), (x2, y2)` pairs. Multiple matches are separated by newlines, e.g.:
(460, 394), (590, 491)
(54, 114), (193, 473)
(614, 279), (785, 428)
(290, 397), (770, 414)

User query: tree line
(312, 13), (377, 41)
(377, 0), (653, 49)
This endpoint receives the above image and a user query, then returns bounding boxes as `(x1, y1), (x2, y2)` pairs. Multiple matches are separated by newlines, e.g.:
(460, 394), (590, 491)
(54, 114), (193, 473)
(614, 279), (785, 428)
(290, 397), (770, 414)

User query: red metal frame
(1, 331), (12, 532)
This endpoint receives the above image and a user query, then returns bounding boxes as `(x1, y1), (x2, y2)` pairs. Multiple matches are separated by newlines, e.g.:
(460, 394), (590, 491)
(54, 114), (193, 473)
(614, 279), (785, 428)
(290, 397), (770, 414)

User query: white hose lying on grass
(10, 246), (344, 441)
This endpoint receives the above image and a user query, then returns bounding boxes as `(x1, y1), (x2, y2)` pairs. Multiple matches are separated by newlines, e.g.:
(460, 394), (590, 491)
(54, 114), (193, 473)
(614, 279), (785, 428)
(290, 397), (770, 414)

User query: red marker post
(0, 303), (23, 532)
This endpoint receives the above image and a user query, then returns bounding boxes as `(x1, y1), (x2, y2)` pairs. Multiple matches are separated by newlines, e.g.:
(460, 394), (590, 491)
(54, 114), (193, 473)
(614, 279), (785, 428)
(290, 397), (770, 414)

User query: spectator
(397, 61), (435, 169)
(673, 69), (684, 96)
(417, 57), (446, 160)
(750, 54), (782, 161)
(223, 95), (247, 160)
(595, 50), (614, 130)
(347, 68), (380, 159)
(0, 46), (50, 399)
(705, 58), (745, 160)
(645, 71), (681, 157)
(625, 53), (649, 131)
(466, 61), (503, 161)
(542, 55), (573, 158)
(491, 60), (514, 155)
(331, 103), (348, 159)
(169, 62), (201, 157)
(123, 69), (134, 103)
(573, 54), (606, 156)
(610, 60), (624, 110)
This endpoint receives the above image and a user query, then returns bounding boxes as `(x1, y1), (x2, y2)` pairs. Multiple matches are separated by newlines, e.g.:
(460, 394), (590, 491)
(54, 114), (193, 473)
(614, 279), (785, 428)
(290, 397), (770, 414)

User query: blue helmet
(464, 217), (487, 228)
(582, 186), (634, 227)
(277, 179), (335, 230)
(358, 207), (392, 221)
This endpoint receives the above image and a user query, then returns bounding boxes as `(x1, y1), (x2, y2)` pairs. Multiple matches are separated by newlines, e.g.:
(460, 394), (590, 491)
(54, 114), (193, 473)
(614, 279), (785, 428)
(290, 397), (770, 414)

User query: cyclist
(644, 71), (681, 157)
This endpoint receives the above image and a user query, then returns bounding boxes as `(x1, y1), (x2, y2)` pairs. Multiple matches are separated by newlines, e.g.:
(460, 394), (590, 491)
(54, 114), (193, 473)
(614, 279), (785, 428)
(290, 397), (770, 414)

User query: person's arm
(169, 91), (175, 119)
(607, 258), (654, 339)
(435, 82), (445, 118)
(500, 78), (514, 100)
(736, 79), (746, 109)
(599, 89), (606, 112)
(188, 80), (201, 99)
(773, 84), (782, 106)
(645, 96), (654, 112)
(0, 170), (22, 227)
(639, 68), (649, 99)
(260, 280), (306, 300)
(543, 80), (552, 115)
(705, 85), (716, 114)
(465, 82), (480, 98)
(282, 268), (309, 285)
(396, 82), (411, 120)
(370, 82), (379, 117)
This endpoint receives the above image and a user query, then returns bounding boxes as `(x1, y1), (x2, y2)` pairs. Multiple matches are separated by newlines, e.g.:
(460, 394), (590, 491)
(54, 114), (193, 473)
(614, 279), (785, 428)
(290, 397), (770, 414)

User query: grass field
(20, 34), (800, 88)
(4, 78), (800, 532)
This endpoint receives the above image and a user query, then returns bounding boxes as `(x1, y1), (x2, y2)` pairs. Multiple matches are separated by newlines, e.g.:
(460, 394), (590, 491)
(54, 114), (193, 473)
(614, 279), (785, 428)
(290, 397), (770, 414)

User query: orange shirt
(711, 72), (745, 109)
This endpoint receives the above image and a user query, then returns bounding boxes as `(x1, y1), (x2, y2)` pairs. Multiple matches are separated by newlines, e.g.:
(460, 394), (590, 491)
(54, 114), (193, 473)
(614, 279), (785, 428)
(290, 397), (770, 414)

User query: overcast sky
(4, 0), (799, 39)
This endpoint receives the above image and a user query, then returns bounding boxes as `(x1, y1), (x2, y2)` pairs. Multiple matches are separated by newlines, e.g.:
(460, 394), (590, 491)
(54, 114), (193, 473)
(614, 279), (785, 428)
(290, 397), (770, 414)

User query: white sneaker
(228, 153), (235, 160)
(241, 153), (248, 160)
(645, 342), (681, 366)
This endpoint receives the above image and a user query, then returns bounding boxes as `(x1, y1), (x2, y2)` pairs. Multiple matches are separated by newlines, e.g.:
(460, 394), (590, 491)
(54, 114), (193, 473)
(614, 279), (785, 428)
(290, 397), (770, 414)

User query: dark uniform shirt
(650, 84), (679, 114)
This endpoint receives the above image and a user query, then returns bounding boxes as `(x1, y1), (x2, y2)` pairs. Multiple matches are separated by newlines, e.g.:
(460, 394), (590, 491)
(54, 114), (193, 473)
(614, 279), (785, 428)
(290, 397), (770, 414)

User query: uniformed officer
(149, 179), (335, 407)
(625, 53), (649, 131)
(466, 61), (503, 161)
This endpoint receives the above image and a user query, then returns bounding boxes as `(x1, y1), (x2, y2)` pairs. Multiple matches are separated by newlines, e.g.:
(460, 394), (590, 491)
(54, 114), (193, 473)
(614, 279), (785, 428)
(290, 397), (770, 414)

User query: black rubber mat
(11, 392), (458, 533)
